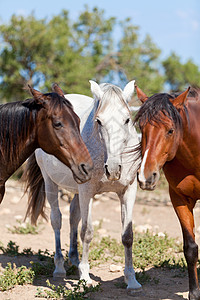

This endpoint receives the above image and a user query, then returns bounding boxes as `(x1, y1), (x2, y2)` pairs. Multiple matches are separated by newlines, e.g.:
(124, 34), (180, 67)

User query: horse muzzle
(72, 162), (93, 184)
(104, 164), (121, 181)
(137, 170), (160, 191)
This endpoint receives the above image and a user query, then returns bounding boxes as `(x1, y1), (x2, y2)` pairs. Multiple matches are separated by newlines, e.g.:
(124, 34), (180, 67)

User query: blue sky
(0, 0), (199, 66)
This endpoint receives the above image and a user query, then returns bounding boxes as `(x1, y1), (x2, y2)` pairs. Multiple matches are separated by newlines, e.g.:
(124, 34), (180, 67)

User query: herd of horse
(0, 80), (200, 299)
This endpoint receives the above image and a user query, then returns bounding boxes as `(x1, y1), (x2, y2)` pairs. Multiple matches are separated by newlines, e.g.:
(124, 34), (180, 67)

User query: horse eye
(125, 118), (130, 124)
(96, 119), (102, 126)
(53, 121), (63, 129)
(167, 128), (174, 135)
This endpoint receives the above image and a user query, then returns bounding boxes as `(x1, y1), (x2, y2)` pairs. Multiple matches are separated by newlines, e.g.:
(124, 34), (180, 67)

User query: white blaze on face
(138, 149), (149, 182)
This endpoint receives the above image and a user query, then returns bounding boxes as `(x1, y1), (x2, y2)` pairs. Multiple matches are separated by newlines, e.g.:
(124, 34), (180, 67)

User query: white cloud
(16, 9), (28, 17)
(176, 9), (200, 32)
(191, 20), (199, 31)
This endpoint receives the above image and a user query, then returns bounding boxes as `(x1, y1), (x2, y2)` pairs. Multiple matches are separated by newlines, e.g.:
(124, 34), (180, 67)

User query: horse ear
(123, 80), (135, 103)
(135, 85), (148, 103)
(171, 87), (190, 107)
(28, 85), (47, 107)
(52, 83), (65, 97)
(89, 80), (104, 100)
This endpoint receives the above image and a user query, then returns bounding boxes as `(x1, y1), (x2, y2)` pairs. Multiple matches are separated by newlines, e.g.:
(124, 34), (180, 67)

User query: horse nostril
(152, 172), (157, 180)
(79, 163), (88, 176)
(105, 165), (110, 177)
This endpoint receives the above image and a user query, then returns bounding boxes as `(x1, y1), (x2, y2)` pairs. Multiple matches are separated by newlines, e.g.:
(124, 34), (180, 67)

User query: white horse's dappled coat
(34, 81), (141, 291)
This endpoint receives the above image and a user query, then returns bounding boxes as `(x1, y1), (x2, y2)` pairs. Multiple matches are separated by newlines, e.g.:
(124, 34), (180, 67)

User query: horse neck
(176, 104), (200, 169)
(16, 112), (39, 165)
(0, 108), (38, 178)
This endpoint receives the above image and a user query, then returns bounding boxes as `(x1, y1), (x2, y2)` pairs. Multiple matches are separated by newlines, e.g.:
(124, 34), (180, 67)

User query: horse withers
(24, 80), (142, 292)
(0, 84), (93, 204)
(135, 85), (200, 300)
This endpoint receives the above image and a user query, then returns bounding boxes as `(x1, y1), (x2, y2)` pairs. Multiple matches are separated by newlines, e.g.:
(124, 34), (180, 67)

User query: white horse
(24, 80), (141, 292)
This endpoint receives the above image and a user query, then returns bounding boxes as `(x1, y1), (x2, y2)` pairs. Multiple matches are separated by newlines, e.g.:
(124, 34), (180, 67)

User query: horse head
(28, 84), (93, 184)
(90, 80), (135, 181)
(135, 85), (190, 190)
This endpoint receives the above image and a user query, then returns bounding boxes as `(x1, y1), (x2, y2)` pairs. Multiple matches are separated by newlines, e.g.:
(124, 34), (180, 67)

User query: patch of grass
(132, 230), (183, 270)
(114, 281), (127, 289)
(0, 240), (20, 256)
(8, 220), (39, 235)
(0, 240), (34, 256)
(86, 230), (184, 272)
(88, 236), (124, 266)
(35, 279), (101, 299)
(0, 263), (34, 291)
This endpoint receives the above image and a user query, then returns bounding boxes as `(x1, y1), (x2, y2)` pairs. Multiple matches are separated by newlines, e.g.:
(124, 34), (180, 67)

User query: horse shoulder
(163, 160), (200, 201)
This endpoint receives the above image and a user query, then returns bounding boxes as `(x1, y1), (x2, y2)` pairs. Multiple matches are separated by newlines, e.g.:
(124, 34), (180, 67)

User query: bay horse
(135, 85), (200, 300)
(24, 80), (142, 292)
(0, 84), (93, 206)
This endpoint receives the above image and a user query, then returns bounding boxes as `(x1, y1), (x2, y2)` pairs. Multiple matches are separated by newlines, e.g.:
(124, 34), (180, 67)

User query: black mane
(134, 93), (183, 130)
(0, 101), (37, 164)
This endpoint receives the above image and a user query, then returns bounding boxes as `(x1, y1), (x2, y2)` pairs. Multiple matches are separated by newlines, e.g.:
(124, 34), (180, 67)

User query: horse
(0, 84), (93, 207)
(24, 80), (142, 292)
(135, 85), (200, 300)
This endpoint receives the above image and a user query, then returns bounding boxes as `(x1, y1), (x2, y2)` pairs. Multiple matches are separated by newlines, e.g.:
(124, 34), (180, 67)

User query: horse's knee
(80, 223), (93, 244)
(122, 222), (133, 248)
(184, 239), (198, 265)
(50, 209), (62, 230)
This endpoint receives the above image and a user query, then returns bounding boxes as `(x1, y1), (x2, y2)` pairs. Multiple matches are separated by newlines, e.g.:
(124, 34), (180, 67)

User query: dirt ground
(1, 179), (200, 300)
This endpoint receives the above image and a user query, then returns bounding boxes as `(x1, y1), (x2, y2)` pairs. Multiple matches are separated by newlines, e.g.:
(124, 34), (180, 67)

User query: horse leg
(170, 187), (200, 300)
(45, 176), (66, 277)
(118, 178), (142, 291)
(78, 189), (93, 285)
(69, 194), (81, 267)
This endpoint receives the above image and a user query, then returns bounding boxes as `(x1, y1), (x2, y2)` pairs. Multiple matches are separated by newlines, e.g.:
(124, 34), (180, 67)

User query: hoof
(68, 254), (79, 267)
(80, 278), (93, 287)
(68, 258), (79, 267)
(127, 287), (144, 297)
(53, 271), (66, 278)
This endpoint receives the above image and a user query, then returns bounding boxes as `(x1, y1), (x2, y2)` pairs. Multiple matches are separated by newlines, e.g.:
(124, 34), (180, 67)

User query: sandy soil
(1, 179), (200, 300)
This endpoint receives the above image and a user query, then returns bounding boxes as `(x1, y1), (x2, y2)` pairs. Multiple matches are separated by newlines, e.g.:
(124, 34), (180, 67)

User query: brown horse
(135, 86), (200, 300)
(0, 84), (93, 205)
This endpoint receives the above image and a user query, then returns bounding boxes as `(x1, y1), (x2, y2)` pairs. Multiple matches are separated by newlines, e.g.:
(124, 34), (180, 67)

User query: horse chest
(175, 175), (200, 200)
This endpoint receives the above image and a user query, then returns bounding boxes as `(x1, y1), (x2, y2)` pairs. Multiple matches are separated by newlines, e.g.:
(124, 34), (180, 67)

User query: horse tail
(23, 153), (47, 225)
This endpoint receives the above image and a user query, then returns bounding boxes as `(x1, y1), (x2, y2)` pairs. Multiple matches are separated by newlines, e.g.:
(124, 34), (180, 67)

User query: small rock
(115, 205), (120, 212)
(14, 215), (23, 220)
(102, 218), (110, 223)
(10, 196), (20, 204)
(157, 232), (165, 237)
(97, 228), (107, 236)
(94, 194), (101, 200)
(0, 208), (11, 215)
(92, 220), (100, 226)
(109, 264), (123, 273)
(135, 224), (152, 233)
